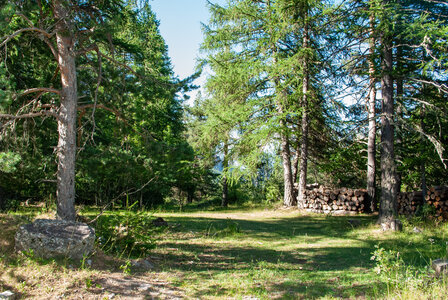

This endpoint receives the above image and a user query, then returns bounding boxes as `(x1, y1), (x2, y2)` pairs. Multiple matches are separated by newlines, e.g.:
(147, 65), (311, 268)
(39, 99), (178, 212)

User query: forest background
(0, 0), (447, 226)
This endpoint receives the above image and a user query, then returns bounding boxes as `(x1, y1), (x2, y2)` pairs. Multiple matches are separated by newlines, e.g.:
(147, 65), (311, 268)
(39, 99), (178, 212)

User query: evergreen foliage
(0, 0), (446, 215)
(0, 1), (200, 209)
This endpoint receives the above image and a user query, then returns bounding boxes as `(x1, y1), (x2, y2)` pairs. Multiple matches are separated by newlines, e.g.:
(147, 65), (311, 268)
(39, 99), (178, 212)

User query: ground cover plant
(1, 206), (448, 299)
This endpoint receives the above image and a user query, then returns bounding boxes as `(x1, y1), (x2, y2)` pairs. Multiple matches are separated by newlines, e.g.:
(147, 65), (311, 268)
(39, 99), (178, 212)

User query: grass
(1, 205), (448, 299)
(146, 210), (379, 299)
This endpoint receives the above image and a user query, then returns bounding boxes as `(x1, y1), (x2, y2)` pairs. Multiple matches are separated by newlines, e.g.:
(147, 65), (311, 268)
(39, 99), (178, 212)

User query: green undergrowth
(92, 210), (165, 259)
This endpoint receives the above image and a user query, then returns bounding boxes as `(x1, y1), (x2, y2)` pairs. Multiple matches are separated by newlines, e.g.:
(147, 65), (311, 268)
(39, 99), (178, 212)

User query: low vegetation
(1, 205), (447, 299)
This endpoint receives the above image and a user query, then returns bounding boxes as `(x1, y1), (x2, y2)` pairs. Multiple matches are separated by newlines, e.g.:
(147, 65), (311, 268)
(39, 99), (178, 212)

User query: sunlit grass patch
(2, 208), (448, 299)
(151, 209), (448, 299)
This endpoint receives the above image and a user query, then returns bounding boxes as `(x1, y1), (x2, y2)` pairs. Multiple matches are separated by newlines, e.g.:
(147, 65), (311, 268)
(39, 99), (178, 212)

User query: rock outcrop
(15, 219), (95, 261)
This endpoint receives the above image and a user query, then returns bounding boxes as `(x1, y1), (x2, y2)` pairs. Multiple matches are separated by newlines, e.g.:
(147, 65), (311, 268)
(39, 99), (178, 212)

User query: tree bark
(378, 20), (398, 226)
(292, 142), (300, 183)
(221, 141), (229, 207)
(280, 128), (295, 206)
(54, 0), (78, 221)
(367, 9), (377, 213)
(367, 82), (377, 213)
(273, 62), (295, 206)
(221, 176), (228, 207)
(275, 90), (295, 207)
(395, 44), (404, 194)
(297, 16), (310, 209)
(420, 105), (427, 198)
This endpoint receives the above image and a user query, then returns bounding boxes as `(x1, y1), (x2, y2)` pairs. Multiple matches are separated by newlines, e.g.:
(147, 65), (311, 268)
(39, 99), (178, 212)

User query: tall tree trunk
(54, 0), (78, 221)
(378, 18), (398, 226)
(275, 92), (295, 207)
(273, 68), (295, 206)
(395, 44), (404, 194)
(280, 128), (295, 206)
(297, 16), (310, 209)
(292, 142), (300, 183)
(367, 10), (377, 213)
(221, 141), (229, 207)
(221, 176), (228, 207)
(420, 105), (427, 198)
(367, 83), (377, 213)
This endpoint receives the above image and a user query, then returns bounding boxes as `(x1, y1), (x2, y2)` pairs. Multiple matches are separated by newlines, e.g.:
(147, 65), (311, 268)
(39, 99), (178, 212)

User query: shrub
(94, 208), (165, 258)
(371, 243), (447, 298)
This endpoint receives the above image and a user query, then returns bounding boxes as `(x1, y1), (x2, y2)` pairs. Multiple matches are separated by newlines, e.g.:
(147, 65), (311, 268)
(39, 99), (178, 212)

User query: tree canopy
(0, 0), (447, 228)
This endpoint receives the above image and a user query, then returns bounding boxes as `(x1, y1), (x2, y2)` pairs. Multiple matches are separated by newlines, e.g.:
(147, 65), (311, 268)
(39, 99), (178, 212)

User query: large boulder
(15, 219), (95, 261)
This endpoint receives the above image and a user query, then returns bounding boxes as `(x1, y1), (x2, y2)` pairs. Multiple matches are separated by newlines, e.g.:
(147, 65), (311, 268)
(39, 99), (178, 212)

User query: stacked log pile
(295, 185), (448, 219)
(300, 186), (368, 213)
(397, 187), (448, 220)
(425, 187), (448, 221)
(397, 191), (424, 216)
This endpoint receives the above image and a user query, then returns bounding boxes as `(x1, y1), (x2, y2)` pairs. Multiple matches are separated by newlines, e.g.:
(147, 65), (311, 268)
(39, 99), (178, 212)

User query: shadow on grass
(271, 279), (386, 299)
(154, 198), (277, 213)
(149, 214), (380, 298)
(165, 214), (375, 240)
(153, 213), (441, 298)
(2, 210), (442, 298)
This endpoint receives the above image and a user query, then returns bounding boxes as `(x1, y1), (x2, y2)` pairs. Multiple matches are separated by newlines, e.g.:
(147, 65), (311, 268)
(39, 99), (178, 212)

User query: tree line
(191, 0), (448, 227)
(0, 0), (447, 229)
(0, 1), (202, 218)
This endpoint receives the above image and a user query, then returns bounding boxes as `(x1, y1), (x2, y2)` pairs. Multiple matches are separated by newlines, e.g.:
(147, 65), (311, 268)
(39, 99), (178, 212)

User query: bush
(94, 208), (165, 258)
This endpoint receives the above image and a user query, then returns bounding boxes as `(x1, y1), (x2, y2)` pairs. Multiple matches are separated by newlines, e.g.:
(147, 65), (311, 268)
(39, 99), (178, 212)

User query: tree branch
(78, 104), (128, 125)
(410, 78), (448, 94)
(98, 51), (139, 77)
(401, 121), (446, 168)
(0, 27), (54, 48)
(77, 45), (177, 88)
(87, 176), (157, 224)
(0, 110), (58, 121)
(14, 87), (60, 99)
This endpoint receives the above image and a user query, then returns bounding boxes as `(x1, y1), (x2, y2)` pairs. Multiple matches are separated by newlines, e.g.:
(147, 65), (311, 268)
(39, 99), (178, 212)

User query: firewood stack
(397, 187), (448, 220)
(299, 186), (368, 213)
(425, 186), (448, 221)
(397, 191), (424, 216)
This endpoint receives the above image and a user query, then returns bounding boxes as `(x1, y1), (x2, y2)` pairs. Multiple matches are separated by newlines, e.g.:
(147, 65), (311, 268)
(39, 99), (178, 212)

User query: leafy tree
(342, 0), (448, 224)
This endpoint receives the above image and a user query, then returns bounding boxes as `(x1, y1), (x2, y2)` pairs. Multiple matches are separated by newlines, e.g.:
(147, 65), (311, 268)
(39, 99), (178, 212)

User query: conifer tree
(0, 1), (188, 216)
(199, 0), (341, 206)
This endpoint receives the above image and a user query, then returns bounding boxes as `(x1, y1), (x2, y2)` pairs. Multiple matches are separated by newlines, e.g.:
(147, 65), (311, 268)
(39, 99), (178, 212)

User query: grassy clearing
(146, 209), (379, 299)
(1, 207), (448, 299)
(149, 209), (448, 299)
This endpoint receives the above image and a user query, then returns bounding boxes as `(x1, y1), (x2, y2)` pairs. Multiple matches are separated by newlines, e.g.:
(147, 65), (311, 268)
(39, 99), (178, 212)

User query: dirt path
(73, 272), (184, 300)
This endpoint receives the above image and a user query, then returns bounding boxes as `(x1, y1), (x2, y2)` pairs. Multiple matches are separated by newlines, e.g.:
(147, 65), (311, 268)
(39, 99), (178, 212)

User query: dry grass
(0, 213), (183, 299)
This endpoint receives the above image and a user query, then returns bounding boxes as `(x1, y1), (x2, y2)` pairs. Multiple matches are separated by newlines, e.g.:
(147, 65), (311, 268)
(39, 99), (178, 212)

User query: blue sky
(150, 0), (226, 83)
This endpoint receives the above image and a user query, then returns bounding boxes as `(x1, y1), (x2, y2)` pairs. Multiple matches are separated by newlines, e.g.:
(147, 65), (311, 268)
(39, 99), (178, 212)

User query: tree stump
(432, 259), (448, 276)
(380, 219), (403, 231)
